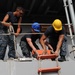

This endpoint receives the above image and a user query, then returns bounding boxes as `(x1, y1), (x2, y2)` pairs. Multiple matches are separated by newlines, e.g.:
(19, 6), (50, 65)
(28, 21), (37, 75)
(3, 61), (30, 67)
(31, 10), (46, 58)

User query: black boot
(58, 56), (66, 62)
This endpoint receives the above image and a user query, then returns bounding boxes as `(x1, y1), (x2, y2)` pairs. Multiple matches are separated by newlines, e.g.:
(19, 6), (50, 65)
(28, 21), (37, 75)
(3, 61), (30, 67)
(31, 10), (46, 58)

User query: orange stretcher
(32, 49), (51, 55)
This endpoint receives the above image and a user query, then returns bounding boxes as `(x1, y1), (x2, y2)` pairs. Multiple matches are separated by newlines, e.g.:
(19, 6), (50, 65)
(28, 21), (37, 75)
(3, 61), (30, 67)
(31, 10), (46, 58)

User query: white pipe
(68, 0), (75, 34)
(64, 0), (75, 58)
(0, 33), (43, 36)
(63, 0), (74, 45)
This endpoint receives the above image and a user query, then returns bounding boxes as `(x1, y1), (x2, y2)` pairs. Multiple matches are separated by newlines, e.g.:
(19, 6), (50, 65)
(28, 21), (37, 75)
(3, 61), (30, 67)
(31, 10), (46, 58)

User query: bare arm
(44, 40), (53, 51)
(40, 34), (47, 54)
(2, 14), (11, 27)
(55, 34), (64, 55)
(42, 40), (54, 54)
(15, 17), (22, 36)
(1, 22), (11, 27)
(26, 38), (39, 56)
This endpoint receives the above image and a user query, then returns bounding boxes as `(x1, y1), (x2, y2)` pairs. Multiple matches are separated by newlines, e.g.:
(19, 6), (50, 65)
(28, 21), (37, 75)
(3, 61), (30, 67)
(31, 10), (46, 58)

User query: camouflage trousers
(60, 38), (67, 56)
(0, 29), (15, 60)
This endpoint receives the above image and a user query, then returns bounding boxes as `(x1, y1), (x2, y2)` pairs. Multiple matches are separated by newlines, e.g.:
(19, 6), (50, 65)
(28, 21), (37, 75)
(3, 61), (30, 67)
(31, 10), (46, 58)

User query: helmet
(32, 22), (40, 32)
(52, 19), (62, 31)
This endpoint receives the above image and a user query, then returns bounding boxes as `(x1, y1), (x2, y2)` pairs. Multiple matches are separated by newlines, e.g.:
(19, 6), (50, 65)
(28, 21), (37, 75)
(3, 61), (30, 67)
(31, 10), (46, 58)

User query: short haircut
(16, 7), (25, 12)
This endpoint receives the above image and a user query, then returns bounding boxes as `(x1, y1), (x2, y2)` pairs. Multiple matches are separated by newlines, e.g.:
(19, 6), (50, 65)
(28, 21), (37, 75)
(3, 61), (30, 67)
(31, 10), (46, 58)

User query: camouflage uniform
(60, 36), (67, 57)
(7, 34), (15, 58)
(0, 23), (15, 60)
(0, 24), (8, 60)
